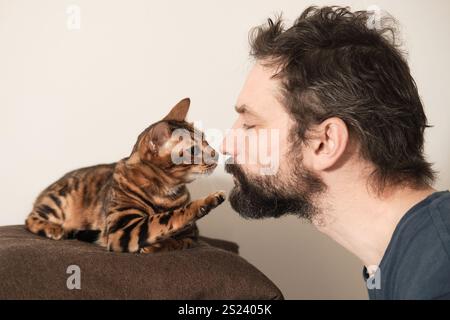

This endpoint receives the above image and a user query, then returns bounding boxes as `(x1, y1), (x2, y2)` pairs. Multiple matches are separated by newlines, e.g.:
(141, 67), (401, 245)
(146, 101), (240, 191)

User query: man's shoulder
(412, 190), (450, 259)
(387, 190), (450, 299)
(397, 190), (450, 253)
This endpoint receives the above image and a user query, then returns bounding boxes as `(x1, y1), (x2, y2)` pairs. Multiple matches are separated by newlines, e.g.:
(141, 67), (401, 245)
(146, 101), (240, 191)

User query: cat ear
(148, 121), (171, 154)
(163, 98), (190, 121)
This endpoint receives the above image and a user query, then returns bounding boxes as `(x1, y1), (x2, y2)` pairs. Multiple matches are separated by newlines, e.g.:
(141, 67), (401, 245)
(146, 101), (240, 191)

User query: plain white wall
(1, 0), (449, 299)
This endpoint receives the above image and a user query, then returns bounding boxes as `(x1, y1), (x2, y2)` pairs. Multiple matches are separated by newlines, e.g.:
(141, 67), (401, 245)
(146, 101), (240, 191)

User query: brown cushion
(0, 225), (283, 299)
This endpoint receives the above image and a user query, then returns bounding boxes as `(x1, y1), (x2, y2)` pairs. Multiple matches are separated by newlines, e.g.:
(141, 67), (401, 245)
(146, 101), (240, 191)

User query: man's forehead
(240, 63), (278, 96)
(236, 62), (283, 117)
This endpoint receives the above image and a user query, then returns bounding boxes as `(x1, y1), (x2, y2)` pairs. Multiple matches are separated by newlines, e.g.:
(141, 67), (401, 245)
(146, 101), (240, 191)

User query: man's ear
(163, 98), (190, 121)
(148, 121), (171, 154)
(306, 117), (349, 171)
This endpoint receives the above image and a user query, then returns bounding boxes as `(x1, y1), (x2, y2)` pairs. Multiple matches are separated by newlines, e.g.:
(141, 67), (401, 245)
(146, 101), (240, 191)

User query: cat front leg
(139, 237), (196, 253)
(139, 224), (199, 253)
(105, 191), (225, 252)
(148, 190), (225, 237)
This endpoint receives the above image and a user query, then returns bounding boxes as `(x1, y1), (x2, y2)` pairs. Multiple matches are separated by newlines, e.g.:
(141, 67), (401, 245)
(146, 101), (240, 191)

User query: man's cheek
(256, 128), (281, 176)
(235, 128), (280, 175)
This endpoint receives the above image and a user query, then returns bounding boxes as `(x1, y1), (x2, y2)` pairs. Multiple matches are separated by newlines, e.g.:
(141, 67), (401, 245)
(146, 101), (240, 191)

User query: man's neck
(314, 181), (436, 268)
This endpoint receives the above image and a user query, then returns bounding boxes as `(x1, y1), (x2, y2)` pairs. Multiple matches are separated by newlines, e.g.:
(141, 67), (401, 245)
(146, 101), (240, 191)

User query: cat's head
(129, 98), (219, 183)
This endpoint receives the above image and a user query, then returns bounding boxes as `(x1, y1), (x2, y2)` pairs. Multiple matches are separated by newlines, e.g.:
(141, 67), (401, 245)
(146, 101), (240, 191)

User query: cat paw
(45, 224), (65, 240)
(139, 244), (162, 254)
(198, 191), (226, 217)
(207, 190), (226, 207)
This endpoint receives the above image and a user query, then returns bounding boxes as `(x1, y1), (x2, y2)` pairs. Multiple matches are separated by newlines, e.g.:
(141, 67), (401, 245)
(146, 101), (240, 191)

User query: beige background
(1, 0), (449, 299)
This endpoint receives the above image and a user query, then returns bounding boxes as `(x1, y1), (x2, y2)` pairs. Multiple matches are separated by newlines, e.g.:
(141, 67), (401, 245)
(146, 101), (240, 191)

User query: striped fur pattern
(25, 98), (225, 253)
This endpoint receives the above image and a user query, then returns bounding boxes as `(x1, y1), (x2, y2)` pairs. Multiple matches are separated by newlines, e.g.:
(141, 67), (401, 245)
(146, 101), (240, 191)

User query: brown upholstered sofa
(0, 225), (283, 299)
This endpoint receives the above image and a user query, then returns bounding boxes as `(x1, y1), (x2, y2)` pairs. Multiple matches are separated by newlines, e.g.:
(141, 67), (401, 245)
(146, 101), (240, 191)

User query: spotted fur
(25, 98), (225, 253)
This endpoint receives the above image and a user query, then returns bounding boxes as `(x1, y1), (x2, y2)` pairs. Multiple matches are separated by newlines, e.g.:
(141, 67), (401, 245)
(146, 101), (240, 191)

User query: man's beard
(224, 155), (325, 221)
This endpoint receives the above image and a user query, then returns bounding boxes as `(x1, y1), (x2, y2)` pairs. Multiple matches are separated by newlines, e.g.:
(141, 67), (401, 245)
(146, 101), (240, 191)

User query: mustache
(224, 158), (237, 175)
(224, 159), (268, 196)
(224, 159), (248, 183)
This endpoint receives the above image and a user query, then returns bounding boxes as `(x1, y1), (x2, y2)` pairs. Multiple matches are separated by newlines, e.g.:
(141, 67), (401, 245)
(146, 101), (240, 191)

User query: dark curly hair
(249, 6), (435, 192)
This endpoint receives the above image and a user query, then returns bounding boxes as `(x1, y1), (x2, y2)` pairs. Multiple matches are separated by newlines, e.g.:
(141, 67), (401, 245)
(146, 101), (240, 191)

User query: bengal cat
(25, 98), (225, 253)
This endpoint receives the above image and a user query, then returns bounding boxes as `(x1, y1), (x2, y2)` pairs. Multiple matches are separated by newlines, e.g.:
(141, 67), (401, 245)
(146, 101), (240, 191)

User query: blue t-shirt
(364, 190), (450, 300)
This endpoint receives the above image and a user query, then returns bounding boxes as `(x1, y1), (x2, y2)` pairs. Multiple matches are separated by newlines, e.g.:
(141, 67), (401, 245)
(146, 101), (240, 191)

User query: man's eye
(242, 124), (255, 130)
